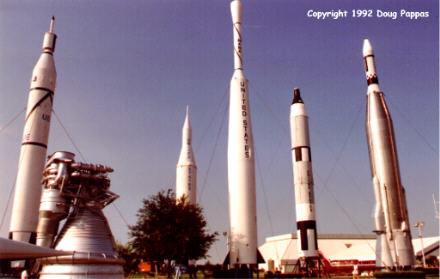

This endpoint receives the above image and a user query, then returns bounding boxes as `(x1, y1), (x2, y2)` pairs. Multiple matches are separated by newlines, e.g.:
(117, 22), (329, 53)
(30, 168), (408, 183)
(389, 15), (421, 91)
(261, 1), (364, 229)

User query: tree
(116, 241), (140, 276)
(129, 189), (217, 275)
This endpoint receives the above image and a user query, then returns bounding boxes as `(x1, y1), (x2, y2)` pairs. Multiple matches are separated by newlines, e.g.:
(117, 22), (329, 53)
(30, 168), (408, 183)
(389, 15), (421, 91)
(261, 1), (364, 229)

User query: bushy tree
(116, 241), (140, 276)
(129, 189), (217, 275)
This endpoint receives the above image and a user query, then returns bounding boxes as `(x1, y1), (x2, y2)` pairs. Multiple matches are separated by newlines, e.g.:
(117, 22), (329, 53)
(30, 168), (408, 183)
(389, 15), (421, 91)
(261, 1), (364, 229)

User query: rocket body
(176, 107), (197, 204)
(289, 89), (318, 258)
(363, 39), (415, 268)
(227, 0), (258, 265)
(9, 18), (57, 244)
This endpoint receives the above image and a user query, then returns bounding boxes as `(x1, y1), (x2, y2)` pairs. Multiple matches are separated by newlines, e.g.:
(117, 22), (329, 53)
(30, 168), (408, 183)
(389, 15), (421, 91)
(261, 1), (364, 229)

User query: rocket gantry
(363, 39), (415, 269)
(176, 106), (197, 204)
(9, 18), (57, 244)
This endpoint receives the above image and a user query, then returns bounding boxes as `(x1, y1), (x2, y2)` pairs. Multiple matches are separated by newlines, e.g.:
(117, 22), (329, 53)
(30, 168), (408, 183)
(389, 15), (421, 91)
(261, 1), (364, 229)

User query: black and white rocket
(289, 88), (319, 258)
(9, 18), (57, 244)
(226, 0), (259, 266)
(363, 39), (415, 269)
(176, 106), (197, 204)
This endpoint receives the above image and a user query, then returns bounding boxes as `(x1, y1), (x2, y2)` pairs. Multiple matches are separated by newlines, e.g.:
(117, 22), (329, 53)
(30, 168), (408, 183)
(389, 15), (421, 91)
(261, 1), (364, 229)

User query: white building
(259, 234), (439, 273)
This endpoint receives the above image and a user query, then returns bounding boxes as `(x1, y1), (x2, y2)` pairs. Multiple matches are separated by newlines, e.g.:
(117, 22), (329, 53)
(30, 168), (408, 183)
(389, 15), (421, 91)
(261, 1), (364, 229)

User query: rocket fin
(223, 251), (230, 266)
(223, 250), (264, 265)
(257, 249), (265, 263)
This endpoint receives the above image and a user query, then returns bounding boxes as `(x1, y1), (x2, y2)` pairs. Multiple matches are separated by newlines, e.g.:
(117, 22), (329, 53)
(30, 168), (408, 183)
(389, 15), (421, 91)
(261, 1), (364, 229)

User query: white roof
(412, 236), (439, 256)
(281, 235), (376, 262)
(259, 234), (439, 263)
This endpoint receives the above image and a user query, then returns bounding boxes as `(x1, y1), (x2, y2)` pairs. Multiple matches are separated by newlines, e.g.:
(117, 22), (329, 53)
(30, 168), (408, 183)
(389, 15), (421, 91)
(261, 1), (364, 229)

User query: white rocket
(176, 106), (197, 204)
(0, 237), (72, 260)
(363, 39), (415, 269)
(226, 0), (259, 266)
(289, 88), (319, 258)
(9, 17), (57, 244)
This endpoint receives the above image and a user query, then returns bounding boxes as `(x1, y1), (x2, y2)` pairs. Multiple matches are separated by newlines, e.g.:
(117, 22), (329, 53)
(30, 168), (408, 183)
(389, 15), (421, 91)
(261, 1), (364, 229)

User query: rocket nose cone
(363, 39), (374, 57)
(50, 17), (55, 31)
(292, 88), (303, 104)
(183, 106), (191, 131)
(231, 0), (242, 23)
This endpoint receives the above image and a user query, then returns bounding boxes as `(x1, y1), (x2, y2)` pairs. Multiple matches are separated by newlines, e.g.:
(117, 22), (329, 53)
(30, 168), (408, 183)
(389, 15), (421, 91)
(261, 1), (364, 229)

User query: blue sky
(0, 0), (438, 264)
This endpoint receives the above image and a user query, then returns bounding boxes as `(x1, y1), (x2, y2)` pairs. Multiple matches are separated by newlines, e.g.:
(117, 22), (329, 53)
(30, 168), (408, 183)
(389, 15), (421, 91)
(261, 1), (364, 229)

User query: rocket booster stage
(9, 18), (57, 244)
(176, 106), (197, 204)
(364, 39), (415, 268)
(227, 0), (258, 266)
(289, 89), (318, 258)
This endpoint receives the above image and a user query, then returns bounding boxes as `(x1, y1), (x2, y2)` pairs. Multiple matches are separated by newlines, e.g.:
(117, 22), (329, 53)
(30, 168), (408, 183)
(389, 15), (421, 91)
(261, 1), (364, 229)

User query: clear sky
(0, 0), (438, 264)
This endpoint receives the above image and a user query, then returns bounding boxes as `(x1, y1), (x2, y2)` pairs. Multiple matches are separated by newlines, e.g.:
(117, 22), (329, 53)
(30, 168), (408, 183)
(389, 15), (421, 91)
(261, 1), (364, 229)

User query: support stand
(293, 256), (327, 278)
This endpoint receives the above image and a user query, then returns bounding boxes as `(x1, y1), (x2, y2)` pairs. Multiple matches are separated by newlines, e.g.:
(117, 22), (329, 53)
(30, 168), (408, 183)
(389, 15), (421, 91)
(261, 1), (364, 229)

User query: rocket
(0, 237), (72, 260)
(226, 0), (259, 266)
(9, 17), (57, 244)
(363, 39), (415, 268)
(289, 88), (319, 258)
(176, 106), (197, 204)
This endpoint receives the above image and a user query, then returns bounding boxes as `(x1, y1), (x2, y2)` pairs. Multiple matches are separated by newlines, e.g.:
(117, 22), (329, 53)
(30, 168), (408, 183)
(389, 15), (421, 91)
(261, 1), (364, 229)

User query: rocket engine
(36, 151), (124, 279)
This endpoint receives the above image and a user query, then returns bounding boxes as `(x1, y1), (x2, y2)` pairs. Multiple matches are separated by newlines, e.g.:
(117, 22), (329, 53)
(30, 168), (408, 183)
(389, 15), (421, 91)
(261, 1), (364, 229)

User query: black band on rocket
(292, 146), (311, 162)
(22, 142), (48, 149)
(367, 76), (379, 85)
(297, 220), (317, 251)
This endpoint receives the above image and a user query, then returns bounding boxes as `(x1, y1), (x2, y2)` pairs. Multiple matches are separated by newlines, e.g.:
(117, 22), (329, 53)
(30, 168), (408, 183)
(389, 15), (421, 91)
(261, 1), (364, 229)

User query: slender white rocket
(289, 88), (318, 258)
(9, 17), (57, 244)
(364, 39), (415, 269)
(0, 237), (73, 259)
(176, 106), (197, 204)
(227, 0), (258, 266)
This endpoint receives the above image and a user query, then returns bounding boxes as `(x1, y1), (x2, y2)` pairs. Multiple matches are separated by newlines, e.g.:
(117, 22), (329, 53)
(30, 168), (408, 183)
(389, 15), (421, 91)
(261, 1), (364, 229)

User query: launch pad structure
(292, 256), (327, 278)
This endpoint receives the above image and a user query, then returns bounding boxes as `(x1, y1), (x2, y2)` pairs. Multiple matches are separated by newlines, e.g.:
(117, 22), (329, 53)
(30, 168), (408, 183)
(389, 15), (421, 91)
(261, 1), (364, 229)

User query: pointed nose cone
(363, 39), (374, 57)
(49, 16), (55, 33)
(183, 105), (191, 130)
(178, 106), (195, 166)
(292, 88), (303, 104)
(42, 16), (57, 53)
(182, 106), (192, 146)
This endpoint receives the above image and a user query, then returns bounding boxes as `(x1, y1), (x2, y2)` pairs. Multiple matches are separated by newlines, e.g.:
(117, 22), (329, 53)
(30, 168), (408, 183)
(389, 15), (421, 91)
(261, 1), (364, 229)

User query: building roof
(260, 234), (439, 264)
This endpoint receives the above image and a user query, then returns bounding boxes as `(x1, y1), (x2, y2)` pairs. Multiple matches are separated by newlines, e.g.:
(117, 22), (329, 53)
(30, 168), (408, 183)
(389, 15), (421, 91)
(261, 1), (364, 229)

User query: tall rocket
(363, 39), (415, 268)
(227, 0), (258, 266)
(176, 106), (197, 204)
(289, 88), (319, 259)
(9, 18), (57, 244)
